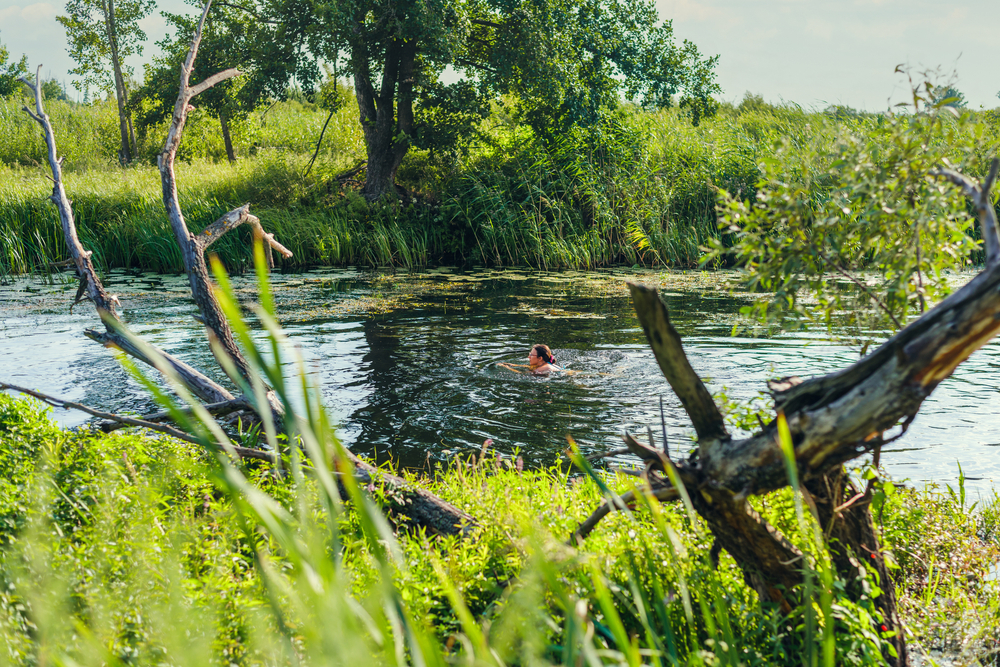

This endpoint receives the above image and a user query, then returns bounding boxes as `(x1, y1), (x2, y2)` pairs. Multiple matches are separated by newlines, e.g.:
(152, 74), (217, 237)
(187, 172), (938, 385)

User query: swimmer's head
(529, 344), (556, 367)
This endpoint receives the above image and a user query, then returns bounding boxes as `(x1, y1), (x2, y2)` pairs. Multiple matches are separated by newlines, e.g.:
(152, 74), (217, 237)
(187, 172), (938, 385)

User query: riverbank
(4, 95), (998, 275)
(0, 392), (996, 665)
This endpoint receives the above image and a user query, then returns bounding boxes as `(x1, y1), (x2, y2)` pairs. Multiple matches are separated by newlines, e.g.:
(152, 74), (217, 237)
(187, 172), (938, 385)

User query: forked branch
(158, 0), (289, 388)
(17, 66), (235, 405)
(197, 204), (292, 269)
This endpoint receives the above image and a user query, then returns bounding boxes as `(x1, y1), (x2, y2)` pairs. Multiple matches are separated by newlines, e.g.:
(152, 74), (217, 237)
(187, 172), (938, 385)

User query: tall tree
(132, 0), (318, 162)
(305, 0), (719, 200)
(0, 35), (29, 98)
(57, 0), (155, 164)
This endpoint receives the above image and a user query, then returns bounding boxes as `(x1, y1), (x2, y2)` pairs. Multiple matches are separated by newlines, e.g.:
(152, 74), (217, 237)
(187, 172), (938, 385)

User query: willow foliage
(711, 80), (992, 337)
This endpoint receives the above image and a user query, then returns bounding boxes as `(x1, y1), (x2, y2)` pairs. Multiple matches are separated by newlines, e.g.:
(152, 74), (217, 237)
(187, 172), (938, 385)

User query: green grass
(1, 388), (998, 665)
(1, 242), (998, 665)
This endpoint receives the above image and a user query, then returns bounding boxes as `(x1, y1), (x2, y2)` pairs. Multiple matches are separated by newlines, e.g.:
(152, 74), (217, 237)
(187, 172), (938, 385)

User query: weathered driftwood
(576, 164), (1000, 666)
(156, 2), (272, 387)
(18, 69), (234, 406)
(0, 382), (273, 462)
(13, 3), (476, 538)
(99, 398), (252, 432)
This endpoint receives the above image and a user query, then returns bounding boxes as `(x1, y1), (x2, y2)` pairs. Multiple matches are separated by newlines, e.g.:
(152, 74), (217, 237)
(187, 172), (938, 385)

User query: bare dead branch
(335, 161), (368, 181)
(622, 430), (667, 468)
(188, 67), (241, 98)
(0, 382), (273, 463)
(570, 483), (678, 543)
(701, 258), (1000, 496)
(584, 447), (630, 461)
(304, 107), (336, 178)
(628, 283), (727, 445)
(19, 67), (118, 321)
(18, 65), (235, 405)
(158, 1), (276, 392)
(659, 395), (670, 457)
(84, 326), (235, 404)
(196, 204), (292, 264)
(100, 397), (250, 432)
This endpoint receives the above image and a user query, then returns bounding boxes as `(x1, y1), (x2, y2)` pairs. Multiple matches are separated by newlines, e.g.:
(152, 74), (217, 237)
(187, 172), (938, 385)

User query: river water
(1, 267), (997, 498)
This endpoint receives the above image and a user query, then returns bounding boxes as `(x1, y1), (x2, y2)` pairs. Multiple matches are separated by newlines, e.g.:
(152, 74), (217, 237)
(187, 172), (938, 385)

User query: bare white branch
(0, 382), (274, 463)
(188, 67), (242, 98)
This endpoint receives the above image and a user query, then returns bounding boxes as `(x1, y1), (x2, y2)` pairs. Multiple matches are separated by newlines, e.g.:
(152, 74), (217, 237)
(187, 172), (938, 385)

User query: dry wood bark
(18, 67), (234, 405)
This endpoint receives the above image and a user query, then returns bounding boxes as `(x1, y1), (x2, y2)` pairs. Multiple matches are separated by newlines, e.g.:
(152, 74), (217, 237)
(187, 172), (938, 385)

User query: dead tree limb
(196, 204), (292, 269)
(608, 172), (1000, 664)
(628, 285), (728, 444)
(157, 1), (260, 387)
(17, 68), (235, 406)
(931, 158), (1000, 266)
(0, 382), (273, 463)
(571, 482), (678, 543)
(99, 397), (251, 432)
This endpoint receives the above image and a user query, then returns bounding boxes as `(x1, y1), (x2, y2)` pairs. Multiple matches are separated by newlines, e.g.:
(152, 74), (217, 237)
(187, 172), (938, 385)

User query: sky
(1, 0), (998, 110)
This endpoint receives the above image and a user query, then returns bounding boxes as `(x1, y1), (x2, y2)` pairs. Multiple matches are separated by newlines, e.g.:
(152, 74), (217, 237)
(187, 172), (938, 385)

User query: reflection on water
(1, 267), (997, 497)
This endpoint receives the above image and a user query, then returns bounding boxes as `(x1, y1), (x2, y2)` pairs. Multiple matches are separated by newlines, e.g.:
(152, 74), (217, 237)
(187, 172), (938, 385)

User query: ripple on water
(0, 268), (996, 497)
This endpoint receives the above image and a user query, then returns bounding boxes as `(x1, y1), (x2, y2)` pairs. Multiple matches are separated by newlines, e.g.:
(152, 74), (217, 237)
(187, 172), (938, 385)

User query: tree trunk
(127, 112), (137, 159)
(593, 261), (1000, 666)
(805, 468), (907, 665)
(353, 35), (416, 201)
(220, 112), (236, 163)
(104, 0), (132, 166)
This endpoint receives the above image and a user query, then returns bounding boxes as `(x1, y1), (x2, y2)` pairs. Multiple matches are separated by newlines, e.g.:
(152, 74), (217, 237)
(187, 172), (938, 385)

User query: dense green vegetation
(4, 91), (999, 275)
(0, 389), (997, 665)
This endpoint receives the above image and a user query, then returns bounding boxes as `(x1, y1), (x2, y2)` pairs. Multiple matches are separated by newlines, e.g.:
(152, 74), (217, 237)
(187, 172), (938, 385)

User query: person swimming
(498, 344), (561, 374)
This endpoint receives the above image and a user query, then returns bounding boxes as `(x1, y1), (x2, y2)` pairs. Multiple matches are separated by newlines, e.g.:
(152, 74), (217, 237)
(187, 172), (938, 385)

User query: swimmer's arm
(497, 362), (529, 372)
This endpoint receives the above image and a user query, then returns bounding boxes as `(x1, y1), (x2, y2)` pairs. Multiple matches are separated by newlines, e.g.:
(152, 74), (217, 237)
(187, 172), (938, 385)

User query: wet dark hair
(532, 344), (555, 365)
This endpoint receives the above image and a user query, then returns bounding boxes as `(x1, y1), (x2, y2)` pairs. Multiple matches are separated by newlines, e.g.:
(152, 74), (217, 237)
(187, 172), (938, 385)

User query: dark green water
(1, 267), (998, 495)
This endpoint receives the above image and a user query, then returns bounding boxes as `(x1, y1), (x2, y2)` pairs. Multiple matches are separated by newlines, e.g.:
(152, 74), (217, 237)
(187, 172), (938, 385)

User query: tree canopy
(0, 36), (29, 99)
(303, 0), (720, 198)
(56, 0), (154, 94)
(132, 0), (319, 161)
(57, 0), (156, 163)
(709, 78), (985, 343)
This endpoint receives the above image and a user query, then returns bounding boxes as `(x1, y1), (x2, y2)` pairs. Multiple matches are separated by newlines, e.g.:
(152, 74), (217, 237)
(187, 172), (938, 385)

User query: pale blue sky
(2, 0), (997, 110)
